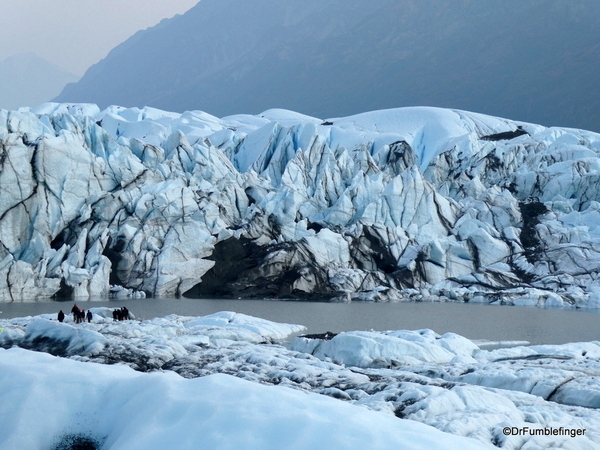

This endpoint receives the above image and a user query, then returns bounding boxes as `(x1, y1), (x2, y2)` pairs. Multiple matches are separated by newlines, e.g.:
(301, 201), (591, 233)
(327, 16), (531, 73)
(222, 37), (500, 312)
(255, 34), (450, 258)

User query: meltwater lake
(1, 298), (599, 346)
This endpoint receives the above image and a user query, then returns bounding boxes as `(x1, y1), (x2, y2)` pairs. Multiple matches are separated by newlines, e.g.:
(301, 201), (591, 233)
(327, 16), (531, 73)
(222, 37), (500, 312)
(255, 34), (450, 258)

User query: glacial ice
(2, 103), (600, 306)
(1, 311), (600, 449)
(0, 347), (495, 450)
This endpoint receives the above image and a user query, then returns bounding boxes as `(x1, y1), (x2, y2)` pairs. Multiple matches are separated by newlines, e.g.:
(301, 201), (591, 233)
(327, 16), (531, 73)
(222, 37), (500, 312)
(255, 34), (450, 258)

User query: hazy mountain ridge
(0, 53), (79, 110)
(54, 0), (600, 131)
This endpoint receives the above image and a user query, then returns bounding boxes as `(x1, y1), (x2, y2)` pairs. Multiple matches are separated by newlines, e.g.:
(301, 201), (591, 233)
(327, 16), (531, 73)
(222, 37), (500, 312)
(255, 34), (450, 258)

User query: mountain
(54, 0), (600, 132)
(0, 53), (79, 110)
(2, 102), (600, 307)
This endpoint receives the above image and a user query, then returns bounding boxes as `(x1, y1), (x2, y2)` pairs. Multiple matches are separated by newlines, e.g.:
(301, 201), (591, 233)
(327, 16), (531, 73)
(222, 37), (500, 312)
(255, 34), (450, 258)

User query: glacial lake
(1, 298), (599, 346)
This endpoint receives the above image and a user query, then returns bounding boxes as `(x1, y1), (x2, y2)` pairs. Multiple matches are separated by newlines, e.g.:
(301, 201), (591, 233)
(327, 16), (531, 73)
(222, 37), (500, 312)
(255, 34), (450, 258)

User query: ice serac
(2, 103), (600, 306)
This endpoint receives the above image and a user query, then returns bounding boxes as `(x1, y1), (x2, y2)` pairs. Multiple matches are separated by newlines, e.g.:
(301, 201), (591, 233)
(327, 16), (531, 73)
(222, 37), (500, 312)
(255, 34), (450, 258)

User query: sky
(0, 0), (200, 76)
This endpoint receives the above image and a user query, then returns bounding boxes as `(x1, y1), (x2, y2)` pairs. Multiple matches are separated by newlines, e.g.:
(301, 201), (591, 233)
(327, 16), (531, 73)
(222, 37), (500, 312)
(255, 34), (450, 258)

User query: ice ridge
(2, 103), (600, 306)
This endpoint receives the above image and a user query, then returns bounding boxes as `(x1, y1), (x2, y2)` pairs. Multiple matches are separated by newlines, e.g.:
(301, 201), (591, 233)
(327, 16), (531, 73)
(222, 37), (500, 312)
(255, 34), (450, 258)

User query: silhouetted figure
(113, 309), (119, 321)
(86, 310), (93, 323)
(122, 307), (130, 321)
(57, 310), (65, 323)
(71, 304), (79, 322)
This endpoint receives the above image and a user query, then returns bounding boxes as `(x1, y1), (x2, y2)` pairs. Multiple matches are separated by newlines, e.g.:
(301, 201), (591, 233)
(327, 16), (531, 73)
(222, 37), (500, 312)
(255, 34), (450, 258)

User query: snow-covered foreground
(1, 310), (600, 449)
(0, 349), (490, 450)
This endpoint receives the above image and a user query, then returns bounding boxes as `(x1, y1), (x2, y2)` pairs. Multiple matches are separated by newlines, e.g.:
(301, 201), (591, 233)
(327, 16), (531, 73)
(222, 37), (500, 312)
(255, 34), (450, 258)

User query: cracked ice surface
(1, 311), (600, 449)
(2, 103), (600, 305)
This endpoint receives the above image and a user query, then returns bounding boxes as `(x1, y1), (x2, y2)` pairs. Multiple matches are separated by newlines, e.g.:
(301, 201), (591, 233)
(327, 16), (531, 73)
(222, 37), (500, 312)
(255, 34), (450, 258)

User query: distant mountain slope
(0, 54), (79, 110)
(54, 0), (600, 132)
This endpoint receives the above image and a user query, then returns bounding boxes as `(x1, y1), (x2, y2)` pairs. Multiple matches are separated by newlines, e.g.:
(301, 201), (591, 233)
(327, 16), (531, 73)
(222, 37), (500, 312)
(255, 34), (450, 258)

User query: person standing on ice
(57, 310), (65, 323)
(71, 304), (79, 322)
(86, 310), (93, 323)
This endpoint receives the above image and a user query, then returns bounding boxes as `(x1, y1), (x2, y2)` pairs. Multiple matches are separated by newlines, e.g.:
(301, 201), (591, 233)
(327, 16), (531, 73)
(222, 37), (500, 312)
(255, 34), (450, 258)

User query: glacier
(1, 310), (600, 449)
(2, 102), (600, 306)
(0, 349), (491, 450)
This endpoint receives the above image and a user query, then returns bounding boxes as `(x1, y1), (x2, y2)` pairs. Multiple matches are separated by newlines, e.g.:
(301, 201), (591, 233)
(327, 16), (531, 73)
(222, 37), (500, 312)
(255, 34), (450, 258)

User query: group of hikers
(71, 304), (92, 323)
(56, 304), (131, 323)
(56, 305), (92, 323)
(113, 307), (130, 321)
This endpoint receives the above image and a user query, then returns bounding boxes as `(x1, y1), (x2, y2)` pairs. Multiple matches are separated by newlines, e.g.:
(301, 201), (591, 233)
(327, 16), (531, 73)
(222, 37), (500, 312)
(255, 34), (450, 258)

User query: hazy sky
(0, 0), (200, 76)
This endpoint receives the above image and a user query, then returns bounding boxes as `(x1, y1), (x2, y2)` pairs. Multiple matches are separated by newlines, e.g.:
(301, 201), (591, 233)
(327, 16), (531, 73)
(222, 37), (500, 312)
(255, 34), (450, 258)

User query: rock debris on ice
(1, 311), (600, 449)
(2, 103), (600, 306)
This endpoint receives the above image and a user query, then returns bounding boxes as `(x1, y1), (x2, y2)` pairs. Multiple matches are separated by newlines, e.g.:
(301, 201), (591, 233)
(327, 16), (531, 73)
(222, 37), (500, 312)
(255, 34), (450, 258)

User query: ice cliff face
(2, 103), (600, 306)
